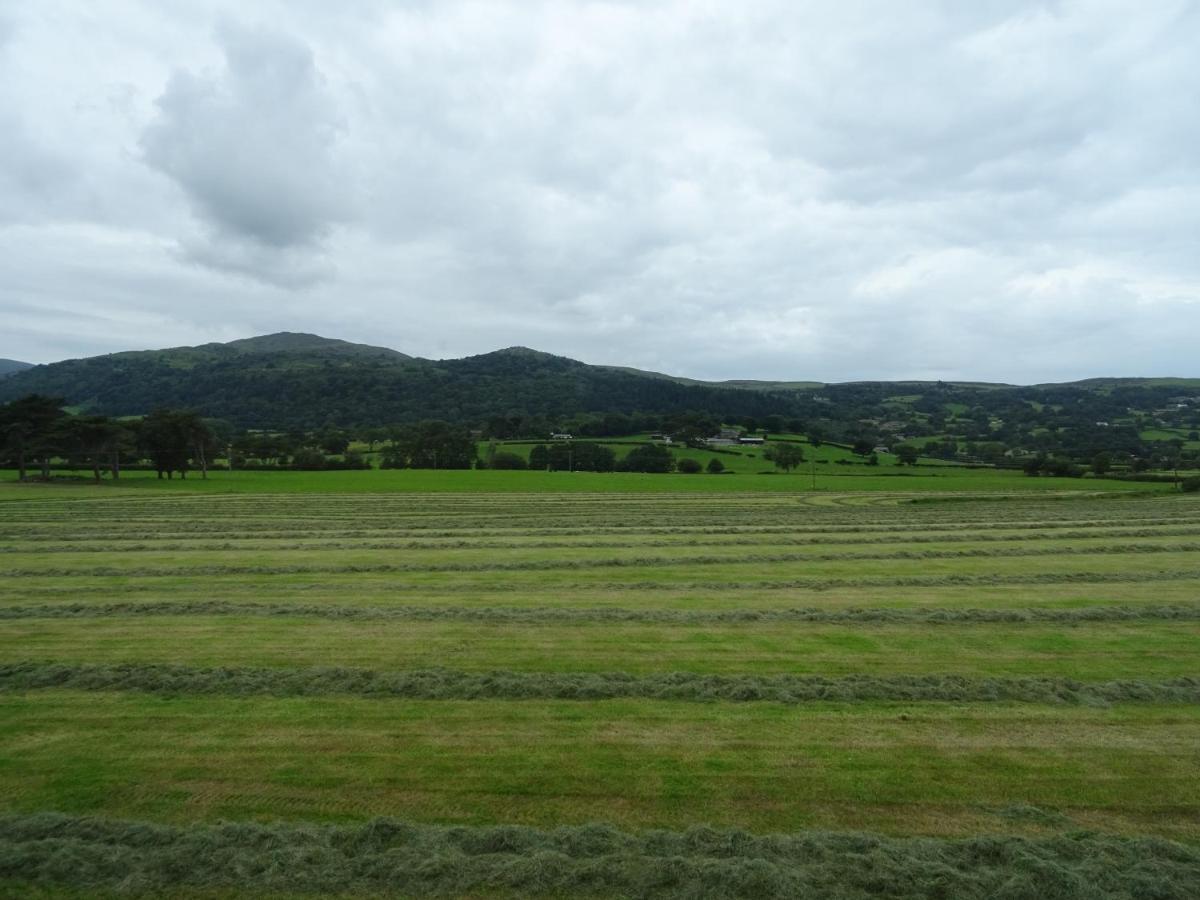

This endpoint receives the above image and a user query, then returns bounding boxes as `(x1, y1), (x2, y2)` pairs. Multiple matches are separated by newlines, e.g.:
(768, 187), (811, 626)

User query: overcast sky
(1, 1), (1198, 382)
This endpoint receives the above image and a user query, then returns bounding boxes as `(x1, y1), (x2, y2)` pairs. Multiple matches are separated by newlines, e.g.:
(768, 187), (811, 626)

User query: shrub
(706, 458), (725, 474)
(677, 458), (703, 474)
(618, 444), (674, 473)
(488, 451), (527, 470)
(1182, 476), (1200, 493)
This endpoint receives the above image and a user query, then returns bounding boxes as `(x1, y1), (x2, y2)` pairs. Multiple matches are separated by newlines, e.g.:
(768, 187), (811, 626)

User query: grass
(1, 484), (1198, 894)
(0, 465), (1178, 496)
(4, 814), (1198, 900)
(3, 692), (1200, 839)
(4, 618), (1198, 679)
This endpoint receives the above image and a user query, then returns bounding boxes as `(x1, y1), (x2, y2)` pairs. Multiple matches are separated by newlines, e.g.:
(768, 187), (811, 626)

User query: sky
(1, 1), (1198, 382)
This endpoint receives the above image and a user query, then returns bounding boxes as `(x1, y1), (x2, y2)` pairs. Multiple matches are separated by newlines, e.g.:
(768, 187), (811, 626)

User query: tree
(0, 395), (67, 480)
(319, 429), (350, 455)
(547, 442), (615, 472)
(677, 457), (702, 474)
(528, 444), (549, 470)
(488, 451), (527, 470)
(618, 444), (674, 473)
(1091, 451), (1112, 476)
(895, 445), (919, 466)
(396, 420), (476, 469)
(763, 442), (804, 472)
(851, 439), (874, 458)
(706, 457), (725, 474)
(61, 415), (131, 482)
(140, 409), (212, 478)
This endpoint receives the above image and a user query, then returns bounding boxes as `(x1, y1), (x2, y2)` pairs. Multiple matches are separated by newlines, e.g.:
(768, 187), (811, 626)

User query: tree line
(0, 396), (218, 481)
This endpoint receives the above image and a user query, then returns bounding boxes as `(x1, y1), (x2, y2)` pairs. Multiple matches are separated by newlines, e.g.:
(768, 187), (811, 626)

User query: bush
(547, 442), (615, 472)
(677, 458), (703, 474)
(379, 451), (406, 469)
(488, 451), (527, 470)
(1183, 476), (1200, 493)
(706, 458), (725, 474)
(618, 444), (674, 473)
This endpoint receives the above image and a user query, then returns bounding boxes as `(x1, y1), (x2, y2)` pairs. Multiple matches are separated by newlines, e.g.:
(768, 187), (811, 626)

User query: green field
(1, 478), (1199, 896)
(0, 464), (1174, 497)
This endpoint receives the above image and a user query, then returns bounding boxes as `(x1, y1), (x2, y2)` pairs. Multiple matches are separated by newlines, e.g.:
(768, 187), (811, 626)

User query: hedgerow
(1, 813), (1197, 898)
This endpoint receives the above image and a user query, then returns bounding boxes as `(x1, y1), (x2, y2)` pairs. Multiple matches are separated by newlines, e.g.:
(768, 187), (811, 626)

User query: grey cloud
(140, 22), (350, 281)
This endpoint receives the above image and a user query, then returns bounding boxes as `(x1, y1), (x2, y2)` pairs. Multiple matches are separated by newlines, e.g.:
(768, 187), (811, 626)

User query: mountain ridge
(0, 359), (34, 378)
(2, 333), (1198, 436)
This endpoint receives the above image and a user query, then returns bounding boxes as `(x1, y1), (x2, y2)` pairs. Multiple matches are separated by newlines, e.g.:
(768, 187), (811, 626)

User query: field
(1, 477), (1199, 896)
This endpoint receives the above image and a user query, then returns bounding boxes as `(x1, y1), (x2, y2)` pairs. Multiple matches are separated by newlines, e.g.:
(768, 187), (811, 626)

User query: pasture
(1, 483), (1199, 896)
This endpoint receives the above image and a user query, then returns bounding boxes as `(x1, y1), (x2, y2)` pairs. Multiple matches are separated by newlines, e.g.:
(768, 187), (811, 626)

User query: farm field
(1, 484), (1199, 896)
(0, 464), (1177, 497)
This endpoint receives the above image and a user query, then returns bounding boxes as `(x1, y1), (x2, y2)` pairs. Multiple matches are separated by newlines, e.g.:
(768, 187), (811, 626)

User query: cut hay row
(4, 662), (1197, 705)
(5, 600), (1199, 626)
(1, 813), (1197, 899)
(9, 526), (1200, 555)
(9, 516), (1200, 544)
(9, 541), (1200, 578)
(6, 567), (1199, 597)
(6, 504), (1195, 526)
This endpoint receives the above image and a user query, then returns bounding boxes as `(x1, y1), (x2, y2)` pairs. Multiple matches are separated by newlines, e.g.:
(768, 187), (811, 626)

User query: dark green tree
(0, 394), (67, 480)
(139, 410), (213, 479)
(763, 442), (805, 472)
(397, 421), (476, 469)
(618, 444), (674, 473)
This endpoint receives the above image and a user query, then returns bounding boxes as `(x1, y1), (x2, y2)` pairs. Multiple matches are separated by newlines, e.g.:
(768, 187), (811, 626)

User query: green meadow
(1, 477), (1199, 896)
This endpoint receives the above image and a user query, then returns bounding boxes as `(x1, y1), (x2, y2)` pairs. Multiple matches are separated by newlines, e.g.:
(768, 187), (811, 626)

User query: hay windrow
(0, 813), (1197, 899)
(3, 662), (1197, 705)
(4, 600), (1199, 626)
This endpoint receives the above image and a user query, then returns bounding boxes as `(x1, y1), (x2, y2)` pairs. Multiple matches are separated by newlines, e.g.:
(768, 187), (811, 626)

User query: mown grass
(1, 487), (1198, 895)
(4, 617), (1198, 679)
(3, 692), (1200, 840)
(0, 466), (1177, 496)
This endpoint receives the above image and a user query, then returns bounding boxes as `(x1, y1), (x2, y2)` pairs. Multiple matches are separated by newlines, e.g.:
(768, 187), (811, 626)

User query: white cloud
(0, 0), (1197, 381)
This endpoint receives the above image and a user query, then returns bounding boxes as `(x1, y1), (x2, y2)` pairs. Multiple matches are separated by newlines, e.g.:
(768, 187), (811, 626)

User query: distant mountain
(2, 334), (1197, 450)
(0, 359), (33, 378)
(0, 333), (795, 428)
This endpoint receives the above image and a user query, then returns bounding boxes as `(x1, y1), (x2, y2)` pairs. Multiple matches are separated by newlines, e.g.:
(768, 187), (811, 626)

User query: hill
(0, 359), (33, 378)
(1, 335), (1198, 464)
(0, 334), (795, 429)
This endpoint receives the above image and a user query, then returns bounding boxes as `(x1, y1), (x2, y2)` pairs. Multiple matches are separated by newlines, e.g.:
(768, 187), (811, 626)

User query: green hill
(0, 359), (33, 378)
(0, 334), (796, 429)
(2, 334), (1198, 464)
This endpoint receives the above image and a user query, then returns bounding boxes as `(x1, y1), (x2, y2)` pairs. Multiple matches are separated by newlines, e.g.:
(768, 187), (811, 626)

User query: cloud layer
(1, 1), (1198, 381)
